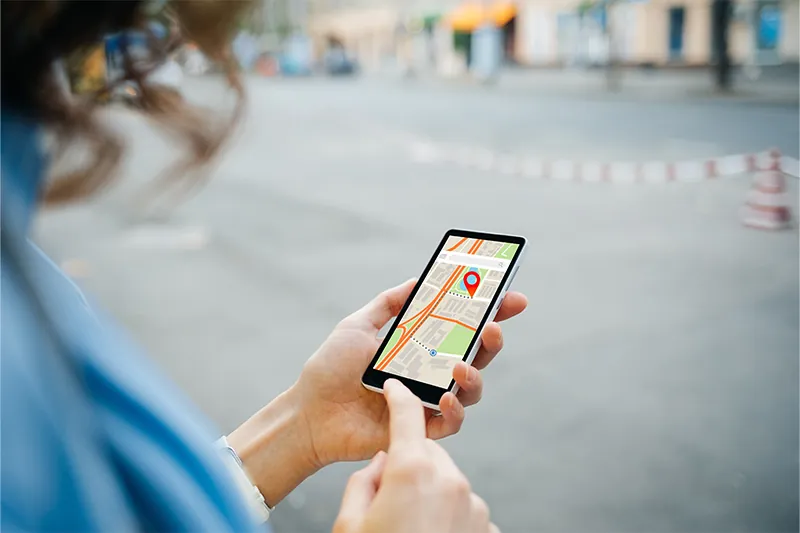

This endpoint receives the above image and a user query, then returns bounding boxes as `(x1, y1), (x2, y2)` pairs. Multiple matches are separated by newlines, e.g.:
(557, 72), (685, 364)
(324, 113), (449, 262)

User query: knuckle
(495, 326), (504, 347)
(463, 380), (483, 401)
(447, 472), (471, 498)
(472, 494), (490, 523)
(343, 471), (367, 492)
(377, 288), (393, 305)
(438, 423), (459, 441)
(333, 515), (356, 533)
(426, 438), (453, 456)
(348, 469), (367, 484)
(393, 452), (433, 481)
(452, 408), (467, 428)
(335, 315), (356, 330)
(372, 291), (393, 316)
(456, 475), (472, 496)
(469, 389), (482, 405)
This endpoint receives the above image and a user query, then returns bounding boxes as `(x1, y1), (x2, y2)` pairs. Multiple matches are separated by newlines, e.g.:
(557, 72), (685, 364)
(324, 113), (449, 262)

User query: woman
(1, 2), (528, 532)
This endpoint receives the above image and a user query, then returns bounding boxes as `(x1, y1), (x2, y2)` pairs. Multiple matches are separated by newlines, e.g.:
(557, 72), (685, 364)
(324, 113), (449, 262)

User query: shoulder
(1, 243), (131, 530)
(1, 241), (261, 532)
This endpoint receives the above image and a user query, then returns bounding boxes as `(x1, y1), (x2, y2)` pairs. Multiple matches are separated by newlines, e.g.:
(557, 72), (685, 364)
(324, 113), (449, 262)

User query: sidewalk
(435, 65), (800, 106)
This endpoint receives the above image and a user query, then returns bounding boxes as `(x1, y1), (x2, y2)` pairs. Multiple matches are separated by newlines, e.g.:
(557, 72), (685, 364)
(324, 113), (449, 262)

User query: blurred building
(306, 0), (520, 76)
(515, 0), (799, 67)
(305, 0), (798, 72)
(307, 0), (397, 70)
(254, 0), (310, 50)
(307, 0), (466, 72)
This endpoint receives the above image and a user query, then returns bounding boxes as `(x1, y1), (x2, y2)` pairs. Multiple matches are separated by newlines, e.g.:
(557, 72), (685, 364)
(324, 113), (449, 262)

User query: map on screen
(374, 236), (519, 389)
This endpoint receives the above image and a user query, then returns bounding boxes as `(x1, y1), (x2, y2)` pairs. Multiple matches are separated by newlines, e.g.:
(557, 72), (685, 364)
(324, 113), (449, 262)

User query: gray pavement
(403, 64), (799, 106)
(493, 65), (799, 106)
(35, 77), (799, 533)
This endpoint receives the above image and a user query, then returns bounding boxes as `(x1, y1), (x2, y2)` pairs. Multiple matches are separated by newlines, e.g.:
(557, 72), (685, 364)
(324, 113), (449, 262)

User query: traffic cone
(741, 151), (792, 230)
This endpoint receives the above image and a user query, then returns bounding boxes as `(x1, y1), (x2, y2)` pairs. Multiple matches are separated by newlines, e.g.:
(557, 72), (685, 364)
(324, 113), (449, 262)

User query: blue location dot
(430, 349), (437, 357)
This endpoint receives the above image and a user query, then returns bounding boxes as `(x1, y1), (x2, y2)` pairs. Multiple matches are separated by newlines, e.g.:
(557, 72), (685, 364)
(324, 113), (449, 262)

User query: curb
(410, 142), (800, 183)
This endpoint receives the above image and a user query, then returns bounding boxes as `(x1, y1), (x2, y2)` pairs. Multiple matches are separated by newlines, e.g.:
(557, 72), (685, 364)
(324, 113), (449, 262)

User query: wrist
(226, 385), (321, 506)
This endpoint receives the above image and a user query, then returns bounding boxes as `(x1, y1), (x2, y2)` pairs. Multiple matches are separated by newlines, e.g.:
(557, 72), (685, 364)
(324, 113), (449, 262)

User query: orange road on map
(376, 266), (465, 370)
(401, 238), (483, 330)
(398, 238), (484, 328)
(429, 315), (477, 332)
(376, 239), (484, 371)
(447, 236), (468, 251)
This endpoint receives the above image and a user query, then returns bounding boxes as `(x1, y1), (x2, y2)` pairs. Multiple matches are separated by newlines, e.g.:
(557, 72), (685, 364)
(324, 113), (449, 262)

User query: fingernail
(467, 366), (478, 384)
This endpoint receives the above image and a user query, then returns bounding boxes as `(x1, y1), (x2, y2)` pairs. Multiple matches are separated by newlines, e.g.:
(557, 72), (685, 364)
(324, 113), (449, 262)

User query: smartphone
(362, 229), (526, 410)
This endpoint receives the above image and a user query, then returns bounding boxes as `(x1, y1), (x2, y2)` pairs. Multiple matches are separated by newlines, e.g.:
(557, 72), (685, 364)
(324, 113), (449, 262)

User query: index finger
(494, 291), (527, 323)
(384, 379), (427, 448)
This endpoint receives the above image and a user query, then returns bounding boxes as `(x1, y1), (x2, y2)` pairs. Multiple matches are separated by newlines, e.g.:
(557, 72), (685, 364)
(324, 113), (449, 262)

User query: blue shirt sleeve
(1, 114), (267, 532)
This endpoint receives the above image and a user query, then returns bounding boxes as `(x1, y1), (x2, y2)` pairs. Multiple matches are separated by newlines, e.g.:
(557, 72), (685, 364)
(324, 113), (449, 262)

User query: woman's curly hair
(1, 0), (252, 205)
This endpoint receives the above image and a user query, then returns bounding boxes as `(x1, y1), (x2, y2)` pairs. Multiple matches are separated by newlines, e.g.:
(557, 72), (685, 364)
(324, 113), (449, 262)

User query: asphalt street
(36, 77), (799, 533)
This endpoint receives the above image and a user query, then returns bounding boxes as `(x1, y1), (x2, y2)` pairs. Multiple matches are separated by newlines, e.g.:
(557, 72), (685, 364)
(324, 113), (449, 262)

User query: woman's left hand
(228, 279), (526, 506)
(294, 278), (527, 467)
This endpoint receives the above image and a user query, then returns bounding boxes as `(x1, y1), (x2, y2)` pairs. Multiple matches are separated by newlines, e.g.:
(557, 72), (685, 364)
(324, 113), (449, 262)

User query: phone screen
(372, 236), (522, 389)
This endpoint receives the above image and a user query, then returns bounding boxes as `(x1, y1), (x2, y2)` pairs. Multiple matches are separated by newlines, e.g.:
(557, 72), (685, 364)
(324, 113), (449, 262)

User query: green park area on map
(375, 255), (504, 367)
(377, 328), (402, 366)
(495, 243), (518, 259)
(438, 324), (475, 355)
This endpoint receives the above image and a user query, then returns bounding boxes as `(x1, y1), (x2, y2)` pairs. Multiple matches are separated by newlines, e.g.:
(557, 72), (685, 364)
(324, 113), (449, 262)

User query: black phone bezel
(361, 229), (526, 406)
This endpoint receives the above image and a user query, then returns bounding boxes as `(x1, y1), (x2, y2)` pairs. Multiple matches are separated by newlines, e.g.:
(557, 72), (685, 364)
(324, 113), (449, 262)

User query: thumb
(349, 279), (416, 333)
(336, 451), (388, 526)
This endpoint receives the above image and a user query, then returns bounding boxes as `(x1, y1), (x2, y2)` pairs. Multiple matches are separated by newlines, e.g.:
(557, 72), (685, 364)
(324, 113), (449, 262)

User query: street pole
(605, 0), (620, 91)
(712, 0), (733, 91)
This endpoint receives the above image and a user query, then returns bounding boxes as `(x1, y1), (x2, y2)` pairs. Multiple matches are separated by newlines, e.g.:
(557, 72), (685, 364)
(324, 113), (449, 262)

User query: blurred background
(42, 0), (798, 532)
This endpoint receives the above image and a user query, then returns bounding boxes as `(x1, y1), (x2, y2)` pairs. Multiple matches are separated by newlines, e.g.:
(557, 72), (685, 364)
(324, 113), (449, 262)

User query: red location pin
(463, 271), (481, 298)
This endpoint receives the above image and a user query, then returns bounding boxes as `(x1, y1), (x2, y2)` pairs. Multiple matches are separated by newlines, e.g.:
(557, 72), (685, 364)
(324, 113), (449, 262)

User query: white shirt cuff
(215, 436), (273, 523)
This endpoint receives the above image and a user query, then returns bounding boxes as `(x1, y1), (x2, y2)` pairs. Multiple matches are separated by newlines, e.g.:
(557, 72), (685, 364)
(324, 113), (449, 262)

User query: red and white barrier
(741, 152), (793, 230)
(409, 142), (800, 183)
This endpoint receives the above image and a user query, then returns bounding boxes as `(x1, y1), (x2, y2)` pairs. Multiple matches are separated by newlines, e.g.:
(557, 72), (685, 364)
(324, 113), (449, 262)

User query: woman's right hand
(333, 379), (499, 533)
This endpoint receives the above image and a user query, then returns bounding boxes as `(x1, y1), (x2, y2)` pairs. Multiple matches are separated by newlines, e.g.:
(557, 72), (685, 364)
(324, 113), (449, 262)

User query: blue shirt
(1, 114), (264, 532)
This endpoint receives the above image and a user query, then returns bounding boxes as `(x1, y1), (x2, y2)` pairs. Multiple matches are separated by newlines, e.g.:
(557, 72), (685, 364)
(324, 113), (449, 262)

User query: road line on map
(381, 239), (482, 366)
(429, 314), (477, 331)
(377, 239), (484, 371)
(379, 239), (483, 368)
(377, 265), (466, 370)
(399, 239), (483, 327)
(447, 237), (468, 251)
(399, 268), (463, 329)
